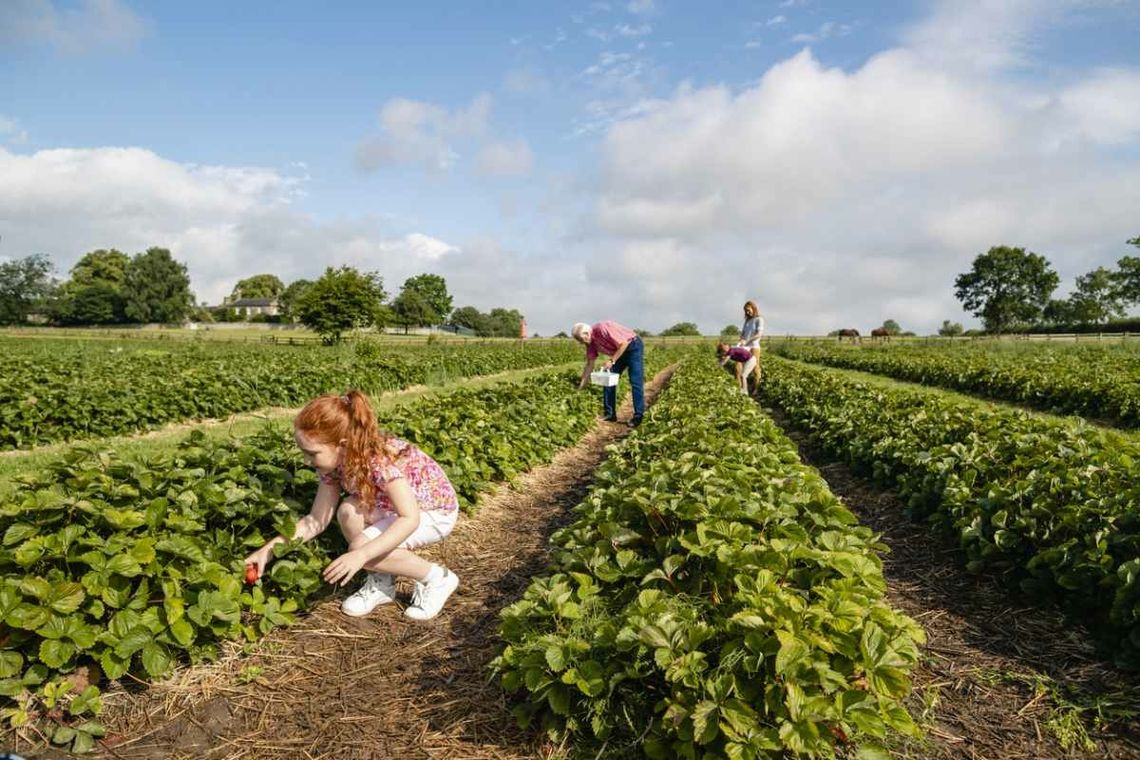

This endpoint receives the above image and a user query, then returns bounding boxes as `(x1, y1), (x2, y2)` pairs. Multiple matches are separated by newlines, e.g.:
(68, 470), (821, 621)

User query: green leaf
(141, 642), (173, 678)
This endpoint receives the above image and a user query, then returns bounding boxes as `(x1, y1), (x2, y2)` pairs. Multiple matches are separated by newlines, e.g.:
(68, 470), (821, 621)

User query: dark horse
(870, 327), (891, 341)
(837, 328), (860, 343)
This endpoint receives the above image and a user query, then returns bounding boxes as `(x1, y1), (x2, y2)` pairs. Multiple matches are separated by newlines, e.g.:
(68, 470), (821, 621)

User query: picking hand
(243, 546), (274, 577)
(323, 550), (368, 587)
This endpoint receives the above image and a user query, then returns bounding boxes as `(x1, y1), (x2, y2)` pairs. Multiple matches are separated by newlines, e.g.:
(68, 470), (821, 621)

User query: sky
(1, 0), (1139, 336)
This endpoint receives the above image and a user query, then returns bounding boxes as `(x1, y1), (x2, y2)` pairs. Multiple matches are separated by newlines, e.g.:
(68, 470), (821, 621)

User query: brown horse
(837, 328), (860, 343)
(870, 327), (891, 342)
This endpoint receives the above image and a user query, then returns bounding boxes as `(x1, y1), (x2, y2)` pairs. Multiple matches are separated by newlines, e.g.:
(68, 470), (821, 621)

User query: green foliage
(1113, 254), (1140, 307)
(954, 246), (1060, 333)
(769, 340), (1140, 429)
(659, 322), (701, 337)
(123, 248), (194, 324)
(761, 355), (1140, 666)
(719, 324), (739, 338)
(0, 350), (676, 749)
(278, 279), (313, 321)
(0, 339), (589, 450)
(231, 274), (284, 301)
(937, 320), (963, 337)
(1067, 267), (1126, 325)
(295, 266), (387, 344)
(880, 320), (901, 335)
(0, 254), (55, 326)
(494, 360), (923, 757)
(399, 274), (452, 324)
(391, 290), (436, 330)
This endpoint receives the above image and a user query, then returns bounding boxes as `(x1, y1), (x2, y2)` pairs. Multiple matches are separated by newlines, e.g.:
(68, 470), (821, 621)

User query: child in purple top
(717, 342), (758, 394)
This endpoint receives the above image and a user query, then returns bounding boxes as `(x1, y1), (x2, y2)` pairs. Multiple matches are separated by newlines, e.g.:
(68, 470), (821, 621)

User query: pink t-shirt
(586, 321), (637, 362)
(319, 438), (460, 519)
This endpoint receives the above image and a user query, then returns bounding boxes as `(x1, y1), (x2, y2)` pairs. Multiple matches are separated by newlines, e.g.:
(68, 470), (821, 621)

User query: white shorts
(362, 509), (458, 550)
(744, 339), (762, 349)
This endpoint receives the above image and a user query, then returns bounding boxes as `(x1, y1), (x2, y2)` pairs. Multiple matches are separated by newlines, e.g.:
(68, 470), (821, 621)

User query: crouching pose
(717, 342), (758, 394)
(245, 390), (460, 621)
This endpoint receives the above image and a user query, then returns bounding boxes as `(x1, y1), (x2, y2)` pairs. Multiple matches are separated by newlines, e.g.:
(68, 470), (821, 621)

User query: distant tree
(53, 249), (131, 324)
(485, 308), (524, 338)
(1114, 237), (1140, 306)
(399, 274), (452, 324)
(938, 320), (964, 337)
(719, 324), (739, 338)
(881, 319), (902, 335)
(1043, 298), (1076, 325)
(278, 279), (313, 321)
(1067, 266), (1125, 324)
(231, 274), (284, 301)
(449, 306), (489, 334)
(391, 290), (435, 332)
(660, 322), (701, 337)
(0, 254), (56, 325)
(954, 246), (1059, 333)
(554, 331), (570, 338)
(295, 266), (388, 344)
(634, 328), (654, 337)
(123, 248), (195, 324)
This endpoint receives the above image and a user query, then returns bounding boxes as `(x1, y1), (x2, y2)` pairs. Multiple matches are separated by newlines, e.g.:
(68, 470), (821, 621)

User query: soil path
(86, 368), (676, 760)
(766, 406), (1140, 760)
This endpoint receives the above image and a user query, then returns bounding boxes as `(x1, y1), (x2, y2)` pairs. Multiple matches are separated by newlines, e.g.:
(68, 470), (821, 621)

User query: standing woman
(737, 301), (764, 392)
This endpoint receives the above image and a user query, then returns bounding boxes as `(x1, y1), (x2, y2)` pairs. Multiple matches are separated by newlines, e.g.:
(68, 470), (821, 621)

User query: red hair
(294, 389), (400, 508)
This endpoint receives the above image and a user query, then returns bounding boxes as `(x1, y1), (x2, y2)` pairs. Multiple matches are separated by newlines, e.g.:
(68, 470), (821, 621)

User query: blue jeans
(604, 337), (645, 418)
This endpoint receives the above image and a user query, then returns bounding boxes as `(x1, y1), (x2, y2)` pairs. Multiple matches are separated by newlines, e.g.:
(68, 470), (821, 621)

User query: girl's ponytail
(295, 388), (394, 507)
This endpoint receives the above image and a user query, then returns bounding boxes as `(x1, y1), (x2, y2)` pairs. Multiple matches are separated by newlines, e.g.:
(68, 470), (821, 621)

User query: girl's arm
(347, 478), (420, 565)
(321, 478), (421, 587)
(245, 481), (339, 572)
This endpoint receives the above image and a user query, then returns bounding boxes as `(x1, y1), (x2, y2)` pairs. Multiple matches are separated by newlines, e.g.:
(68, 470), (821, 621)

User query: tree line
(953, 238), (1140, 334)
(0, 249), (528, 343)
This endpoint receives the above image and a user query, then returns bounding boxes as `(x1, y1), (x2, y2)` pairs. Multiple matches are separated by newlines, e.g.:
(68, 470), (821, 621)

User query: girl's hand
(323, 550), (368, 587)
(244, 545), (275, 577)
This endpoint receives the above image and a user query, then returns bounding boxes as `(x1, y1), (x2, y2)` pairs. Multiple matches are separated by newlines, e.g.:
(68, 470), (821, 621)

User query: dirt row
(66, 369), (676, 760)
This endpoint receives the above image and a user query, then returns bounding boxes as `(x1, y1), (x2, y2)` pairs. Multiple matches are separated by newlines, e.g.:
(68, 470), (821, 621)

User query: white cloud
(476, 140), (535, 177)
(791, 21), (854, 44)
(627, 0), (655, 14)
(582, 19), (1140, 334)
(616, 23), (652, 37)
(767, 15), (787, 26)
(356, 94), (491, 172)
(0, 0), (146, 52)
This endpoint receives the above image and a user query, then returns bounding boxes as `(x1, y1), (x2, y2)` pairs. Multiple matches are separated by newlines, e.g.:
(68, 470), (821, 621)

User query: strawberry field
(1, 335), (1138, 758)
(0, 337), (582, 449)
(769, 340), (1140, 428)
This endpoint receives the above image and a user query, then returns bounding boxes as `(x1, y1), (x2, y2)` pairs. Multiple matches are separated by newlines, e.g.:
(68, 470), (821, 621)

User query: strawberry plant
(761, 355), (1140, 667)
(494, 358), (924, 758)
(0, 349), (681, 753)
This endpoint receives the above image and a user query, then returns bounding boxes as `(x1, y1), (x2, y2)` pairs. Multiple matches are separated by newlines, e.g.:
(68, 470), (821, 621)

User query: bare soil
(70, 369), (676, 760)
(765, 406), (1140, 760)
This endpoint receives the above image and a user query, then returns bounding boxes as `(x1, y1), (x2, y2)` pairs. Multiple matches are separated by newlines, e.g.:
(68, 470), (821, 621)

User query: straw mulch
(75, 368), (676, 760)
(768, 406), (1140, 760)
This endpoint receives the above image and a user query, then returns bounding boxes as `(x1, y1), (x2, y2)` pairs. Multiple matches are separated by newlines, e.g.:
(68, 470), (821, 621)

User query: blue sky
(2, 0), (1139, 334)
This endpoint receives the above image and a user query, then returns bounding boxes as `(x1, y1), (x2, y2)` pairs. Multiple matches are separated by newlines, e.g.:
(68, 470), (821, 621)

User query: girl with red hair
(244, 390), (460, 621)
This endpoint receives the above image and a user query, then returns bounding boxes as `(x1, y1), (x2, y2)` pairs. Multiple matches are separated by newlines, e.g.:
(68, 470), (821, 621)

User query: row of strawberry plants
(493, 358), (924, 758)
(0, 354), (665, 754)
(0, 338), (582, 450)
(769, 340), (1140, 428)
(760, 355), (1140, 667)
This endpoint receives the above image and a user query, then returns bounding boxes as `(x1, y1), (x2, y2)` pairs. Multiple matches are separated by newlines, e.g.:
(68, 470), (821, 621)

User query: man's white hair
(571, 322), (590, 339)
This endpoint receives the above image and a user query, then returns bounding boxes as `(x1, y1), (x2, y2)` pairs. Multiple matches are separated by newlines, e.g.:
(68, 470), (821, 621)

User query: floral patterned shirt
(319, 438), (460, 519)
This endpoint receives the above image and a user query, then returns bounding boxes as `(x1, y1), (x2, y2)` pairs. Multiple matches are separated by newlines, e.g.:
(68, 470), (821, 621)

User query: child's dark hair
(294, 389), (400, 507)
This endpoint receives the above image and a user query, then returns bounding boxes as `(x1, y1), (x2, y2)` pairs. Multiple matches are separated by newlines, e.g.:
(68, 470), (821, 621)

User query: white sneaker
(341, 572), (396, 617)
(405, 569), (459, 621)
